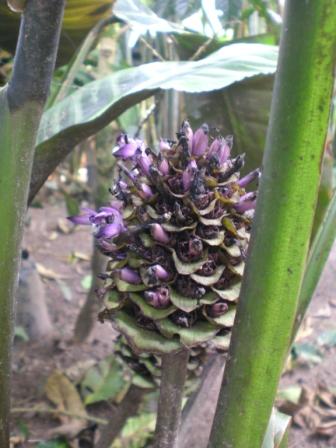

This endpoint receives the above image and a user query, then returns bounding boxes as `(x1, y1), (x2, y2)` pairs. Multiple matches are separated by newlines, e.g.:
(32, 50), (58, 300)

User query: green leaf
(171, 249), (208, 275)
(129, 292), (176, 319)
(191, 265), (226, 286)
(14, 325), (29, 342)
(113, 311), (182, 354)
(115, 278), (147, 292)
(37, 440), (70, 448)
(156, 319), (218, 347)
(81, 274), (92, 290)
(204, 307), (236, 328)
(114, 0), (185, 34)
(81, 357), (127, 405)
(211, 283), (241, 302)
(36, 44), (278, 149)
(169, 289), (200, 312)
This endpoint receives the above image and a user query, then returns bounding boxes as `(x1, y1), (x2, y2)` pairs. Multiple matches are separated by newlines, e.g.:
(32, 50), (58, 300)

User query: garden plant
(0, 0), (335, 447)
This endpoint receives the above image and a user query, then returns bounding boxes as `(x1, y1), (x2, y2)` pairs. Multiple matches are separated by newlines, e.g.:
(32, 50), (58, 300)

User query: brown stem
(73, 243), (106, 342)
(96, 384), (146, 448)
(153, 349), (189, 448)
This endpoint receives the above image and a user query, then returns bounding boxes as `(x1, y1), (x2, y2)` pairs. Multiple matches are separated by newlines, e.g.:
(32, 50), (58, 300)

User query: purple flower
(139, 183), (154, 199)
(234, 192), (257, 213)
(67, 208), (96, 225)
(144, 286), (171, 308)
(119, 267), (141, 284)
(113, 134), (143, 160)
(160, 139), (171, 151)
(69, 205), (126, 241)
(151, 223), (170, 244)
(182, 160), (197, 191)
(159, 157), (169, 175)
(192, 124), (209, 157)
(137, 151), (152, 176)
(207, 137), (231, 166)
(145, 264), (170, 284)
(238, 168), (261, 188)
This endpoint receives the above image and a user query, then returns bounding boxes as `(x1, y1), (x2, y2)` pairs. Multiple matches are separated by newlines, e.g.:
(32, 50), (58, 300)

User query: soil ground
(10, 201), (336, 447)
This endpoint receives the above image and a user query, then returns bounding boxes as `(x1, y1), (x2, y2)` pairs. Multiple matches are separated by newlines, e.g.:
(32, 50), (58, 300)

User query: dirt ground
(10, 201), (336, 447)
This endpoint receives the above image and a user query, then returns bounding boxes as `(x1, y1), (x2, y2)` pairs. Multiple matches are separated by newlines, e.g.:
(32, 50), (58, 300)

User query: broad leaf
(30, 43), (278, 202)
(37, 43), (278, 148)
(114, 0), (184, 34)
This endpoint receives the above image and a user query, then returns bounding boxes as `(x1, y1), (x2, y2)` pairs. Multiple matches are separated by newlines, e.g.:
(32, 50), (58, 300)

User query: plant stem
(208, 2), (336, 447)
(96, 384), (147, 448)
(153, 349), (189, 448)
(294, 192), (336, 337)
(0, 2), (65, 446)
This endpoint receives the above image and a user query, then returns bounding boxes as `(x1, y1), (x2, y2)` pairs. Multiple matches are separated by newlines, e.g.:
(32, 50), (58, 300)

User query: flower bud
(208, 302), (229, 318)
(192, 124), (209, 156)
(238, 169), (261, 188)
(119, 267), (141, 284)
(151, 224), (170, 244)
(139, 183), (154, 199)
(182, 160), (197, 191)
(144, 287), (171, 308)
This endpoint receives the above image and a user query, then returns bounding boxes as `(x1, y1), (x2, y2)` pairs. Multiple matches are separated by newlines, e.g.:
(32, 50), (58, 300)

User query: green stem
(294, 191), (336, 337)
(208, 2), (336, 447)
(0, 2), (64, 446)
(154, 349), (189, 448)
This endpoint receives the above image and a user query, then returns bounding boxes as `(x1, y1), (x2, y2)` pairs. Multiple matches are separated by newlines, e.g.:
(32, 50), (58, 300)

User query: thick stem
(96, 384), (146, 448)
(209, 2), (336, 447)
(0, 1), (65, 446)
(154, 349), (189, 448)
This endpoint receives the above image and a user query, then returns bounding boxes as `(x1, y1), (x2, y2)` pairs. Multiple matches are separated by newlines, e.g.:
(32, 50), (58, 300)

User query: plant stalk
(0, 1), (65, 446)
(153, 349), (189, 448)
(208, 1), (336, 447)
(294, 191), (336, 337)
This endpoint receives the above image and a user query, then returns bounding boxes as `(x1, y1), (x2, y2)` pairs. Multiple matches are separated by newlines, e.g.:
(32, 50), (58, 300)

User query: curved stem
(208, 1), (336, 447)
(154, 349), (189, 448)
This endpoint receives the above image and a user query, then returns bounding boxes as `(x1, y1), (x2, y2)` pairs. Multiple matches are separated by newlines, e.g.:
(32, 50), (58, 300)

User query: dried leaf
(57, 218), (72, 234)
(45, 370), (87, 430)
(36, 263), (67, 280)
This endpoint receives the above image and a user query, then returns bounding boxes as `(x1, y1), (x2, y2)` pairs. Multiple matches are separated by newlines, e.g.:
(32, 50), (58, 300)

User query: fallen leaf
(73, 251), (90, 262)
(56, 279), (73, 302)
(48, 231), (59, 241)
(312, 305), (332, 318)
(45, 370), (87, 438)
(57, 218), (72, 234)
(291, 343), (323, 365)
(317, 329), (336, 348)
(81, 275), (92, 291)
(36, 263), (68, 280)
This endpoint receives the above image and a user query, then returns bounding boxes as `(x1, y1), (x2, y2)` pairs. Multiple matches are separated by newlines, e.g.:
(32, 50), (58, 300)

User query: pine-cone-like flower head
(69, 121), (259, 354)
